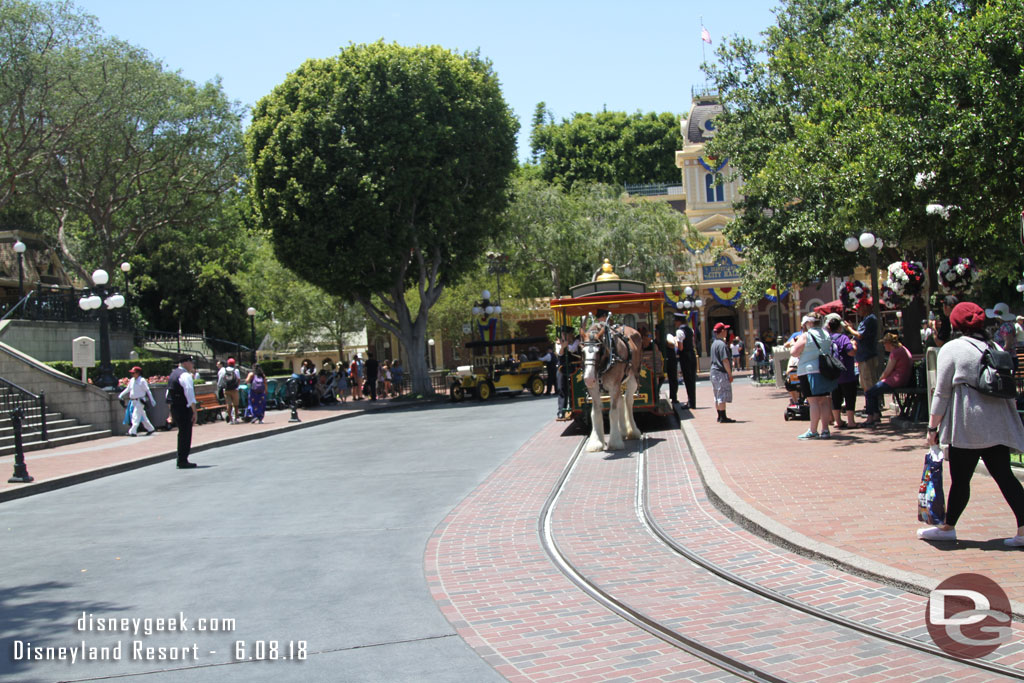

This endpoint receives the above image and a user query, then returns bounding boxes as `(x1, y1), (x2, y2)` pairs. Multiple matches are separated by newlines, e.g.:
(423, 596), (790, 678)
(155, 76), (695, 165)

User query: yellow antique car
(449, 336), (549, 401)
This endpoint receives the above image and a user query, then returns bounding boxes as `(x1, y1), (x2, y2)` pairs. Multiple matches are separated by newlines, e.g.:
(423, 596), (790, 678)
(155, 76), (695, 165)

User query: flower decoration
(937, 257), (981, 293)
(839, 280), (870, 310)
(883, 260), (926, 303)
(879, 283), (901, 310)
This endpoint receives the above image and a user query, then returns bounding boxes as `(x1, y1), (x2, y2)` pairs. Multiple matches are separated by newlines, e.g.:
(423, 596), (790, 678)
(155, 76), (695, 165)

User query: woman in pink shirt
(863, 332), (913, 426)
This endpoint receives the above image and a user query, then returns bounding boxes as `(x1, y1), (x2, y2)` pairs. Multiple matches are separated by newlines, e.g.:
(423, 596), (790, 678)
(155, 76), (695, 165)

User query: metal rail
(539, 431), (1024, 681)
(0, 376), (47, 441)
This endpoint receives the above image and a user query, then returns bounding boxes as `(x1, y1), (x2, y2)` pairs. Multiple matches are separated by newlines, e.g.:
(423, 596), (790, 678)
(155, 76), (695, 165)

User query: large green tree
(247, 42), (518, 394)
(529, 108), (684, 190)
(232, 231), (366, 360)
(499, 177), (692, 298)
(705, 0), (1024, 300)
(29, 37), (245, 284)
(0, 0), (99, 212)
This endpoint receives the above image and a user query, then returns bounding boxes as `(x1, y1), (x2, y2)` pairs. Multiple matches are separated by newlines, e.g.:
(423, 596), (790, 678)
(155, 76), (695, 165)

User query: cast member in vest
(118, 366), (156, 436)
(168, 356), (199, 469)
(676, 317), (697, 410)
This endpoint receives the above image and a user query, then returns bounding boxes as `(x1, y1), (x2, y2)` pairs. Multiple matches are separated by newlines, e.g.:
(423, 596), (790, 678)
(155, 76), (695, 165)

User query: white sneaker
(917, 526), (956, 541)
(1003, 535), (1024, 547)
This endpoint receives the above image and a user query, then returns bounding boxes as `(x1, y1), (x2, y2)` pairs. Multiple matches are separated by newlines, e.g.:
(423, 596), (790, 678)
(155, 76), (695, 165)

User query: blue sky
(75, 1), (779, 160)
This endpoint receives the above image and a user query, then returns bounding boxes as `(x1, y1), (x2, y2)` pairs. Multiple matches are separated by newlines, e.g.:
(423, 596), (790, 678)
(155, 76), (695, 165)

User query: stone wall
(0, 319), (133, 363)
(0, 341), (127, 434)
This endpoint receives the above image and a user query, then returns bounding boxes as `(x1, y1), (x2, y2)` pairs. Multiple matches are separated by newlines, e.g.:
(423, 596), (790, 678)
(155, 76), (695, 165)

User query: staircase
(0, 383), (112, 458)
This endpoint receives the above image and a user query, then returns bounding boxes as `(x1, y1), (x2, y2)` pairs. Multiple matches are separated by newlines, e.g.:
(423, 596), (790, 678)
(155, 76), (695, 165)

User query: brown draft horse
(580, 319), (642, 452)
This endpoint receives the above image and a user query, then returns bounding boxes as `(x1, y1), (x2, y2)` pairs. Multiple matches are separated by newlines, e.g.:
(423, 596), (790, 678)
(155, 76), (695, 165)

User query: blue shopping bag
(917, 446), (945, 525)
(122, 400), (133, 425)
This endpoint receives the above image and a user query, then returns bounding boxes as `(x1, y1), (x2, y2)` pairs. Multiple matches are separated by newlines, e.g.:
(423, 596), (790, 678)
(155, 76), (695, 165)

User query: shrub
(48, 358), (176, 383)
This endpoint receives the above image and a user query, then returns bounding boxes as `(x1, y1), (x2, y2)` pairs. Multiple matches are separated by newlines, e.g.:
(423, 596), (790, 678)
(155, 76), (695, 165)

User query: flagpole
(700, 15), (706, 65)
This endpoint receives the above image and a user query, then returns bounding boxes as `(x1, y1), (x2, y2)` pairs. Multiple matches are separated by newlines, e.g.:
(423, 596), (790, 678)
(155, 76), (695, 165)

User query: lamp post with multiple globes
(247, 307), (257, 365)
(78, 269), (125, 389)
(844, 232), (884, 323)
(675, 286), (704, 353)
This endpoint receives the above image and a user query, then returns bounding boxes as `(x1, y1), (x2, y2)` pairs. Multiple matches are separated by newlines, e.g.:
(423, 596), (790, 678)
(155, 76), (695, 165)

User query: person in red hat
(919, 301), (1024, 545)
(709, 322), (735, 423)
(118, 366), (156, 436)
(218, 358), (242, 424)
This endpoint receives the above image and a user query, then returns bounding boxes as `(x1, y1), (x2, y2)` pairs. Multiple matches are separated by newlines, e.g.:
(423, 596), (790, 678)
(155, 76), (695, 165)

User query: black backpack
(222, 368), (240, 391)
(968, 339), (1017, 399)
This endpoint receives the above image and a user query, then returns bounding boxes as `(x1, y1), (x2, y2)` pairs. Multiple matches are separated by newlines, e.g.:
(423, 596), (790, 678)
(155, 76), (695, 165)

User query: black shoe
(127, 433), (137, 437)
(720, 417), (737, 423)
(176, 462), (198, 469)
(678, 403), (689, 410)
(145, 430), (155, 436)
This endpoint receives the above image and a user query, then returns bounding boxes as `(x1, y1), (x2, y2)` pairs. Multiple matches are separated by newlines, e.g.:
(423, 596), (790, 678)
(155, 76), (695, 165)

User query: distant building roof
(686, 99), (723, 144)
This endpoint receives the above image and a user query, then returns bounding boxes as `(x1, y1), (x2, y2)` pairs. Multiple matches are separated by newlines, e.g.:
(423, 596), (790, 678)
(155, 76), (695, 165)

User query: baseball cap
(130, 366), (142, 374)
(227, 358), (235, 366)
(713, 322), (729, 333)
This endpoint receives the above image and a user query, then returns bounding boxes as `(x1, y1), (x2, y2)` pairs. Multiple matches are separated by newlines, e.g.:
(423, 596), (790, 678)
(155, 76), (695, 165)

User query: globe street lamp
(428, 338), (436, 370)
(471, 289), (501, 343)
(12, 239), (26, 298)
(120, 261), (131, 315)
(247, 307), (257, 365)
(79, 269), (125, 389)
(845, 232), (883, 324)
(675, 286), (705, 355)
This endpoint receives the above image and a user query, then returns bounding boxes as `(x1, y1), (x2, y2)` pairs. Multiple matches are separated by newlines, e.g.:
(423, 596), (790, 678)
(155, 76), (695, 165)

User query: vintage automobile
(449, 336), (550, 401)
(550, 264), (672, 425)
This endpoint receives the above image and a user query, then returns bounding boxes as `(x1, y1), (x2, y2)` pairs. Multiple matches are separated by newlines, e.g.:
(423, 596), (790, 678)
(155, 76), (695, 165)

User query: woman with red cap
(919, 301), (1024, 545)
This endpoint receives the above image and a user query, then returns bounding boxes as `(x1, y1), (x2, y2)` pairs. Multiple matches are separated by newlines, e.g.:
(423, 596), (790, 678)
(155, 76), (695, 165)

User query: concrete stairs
(0, 398), (111, 458)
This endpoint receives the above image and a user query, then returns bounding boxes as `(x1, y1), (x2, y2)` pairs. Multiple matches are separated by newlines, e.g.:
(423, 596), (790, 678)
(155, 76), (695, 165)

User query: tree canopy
(246, 41), (518, 393)
(705, 0), (1024, 299)
(529, 108), (684, 190)
(499, 176), (692, 298)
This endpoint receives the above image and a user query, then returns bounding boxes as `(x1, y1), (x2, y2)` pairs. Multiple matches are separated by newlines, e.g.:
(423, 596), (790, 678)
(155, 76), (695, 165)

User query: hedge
(259, 359), (285, 375)
(48, 358), (175, 383)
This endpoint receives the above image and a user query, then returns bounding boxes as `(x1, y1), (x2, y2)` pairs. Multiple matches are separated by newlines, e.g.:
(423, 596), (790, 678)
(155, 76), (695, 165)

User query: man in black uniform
(555, 326), (579, 420)
(168, 356), (199, 469)
(364, 352), (380, 401)
(676, 317), (697, 410)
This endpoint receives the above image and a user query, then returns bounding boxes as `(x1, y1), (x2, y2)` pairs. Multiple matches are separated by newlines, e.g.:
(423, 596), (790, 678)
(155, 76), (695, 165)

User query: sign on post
(72, 336), (95, 384)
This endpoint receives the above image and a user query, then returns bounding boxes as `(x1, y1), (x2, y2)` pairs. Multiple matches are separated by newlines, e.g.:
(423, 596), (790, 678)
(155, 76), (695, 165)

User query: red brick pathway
(688, 379), (1024, 606)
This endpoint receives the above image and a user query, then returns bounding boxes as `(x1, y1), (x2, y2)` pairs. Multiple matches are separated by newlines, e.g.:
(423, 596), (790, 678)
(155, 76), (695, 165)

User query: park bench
(891, 360), (927, 423)
(196, 393), (227, 424)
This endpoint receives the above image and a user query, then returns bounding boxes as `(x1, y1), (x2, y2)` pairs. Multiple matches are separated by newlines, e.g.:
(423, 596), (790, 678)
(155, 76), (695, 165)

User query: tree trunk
(397, 314), (432, 395)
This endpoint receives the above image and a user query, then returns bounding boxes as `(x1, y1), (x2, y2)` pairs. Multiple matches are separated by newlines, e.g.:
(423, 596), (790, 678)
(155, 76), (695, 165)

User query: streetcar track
(540, 428), (1024, 682)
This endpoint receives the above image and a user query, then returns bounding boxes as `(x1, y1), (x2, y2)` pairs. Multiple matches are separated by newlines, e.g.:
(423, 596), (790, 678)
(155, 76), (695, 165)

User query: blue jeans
(863, 380), (893, 416)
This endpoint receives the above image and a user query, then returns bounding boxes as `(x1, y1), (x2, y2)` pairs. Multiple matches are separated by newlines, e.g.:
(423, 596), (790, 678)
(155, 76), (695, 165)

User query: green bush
(48, 358), (176, 383)
(259, 359), (286, 375)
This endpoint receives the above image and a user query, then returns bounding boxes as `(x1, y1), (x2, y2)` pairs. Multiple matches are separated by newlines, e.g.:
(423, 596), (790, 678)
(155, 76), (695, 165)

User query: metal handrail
(0, 291), (35, 324)
(0, 376), (47, 441)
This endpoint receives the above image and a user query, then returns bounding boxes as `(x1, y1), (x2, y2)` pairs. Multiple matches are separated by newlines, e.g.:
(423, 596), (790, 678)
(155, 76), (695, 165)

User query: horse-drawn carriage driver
(555, 325), (581, 421)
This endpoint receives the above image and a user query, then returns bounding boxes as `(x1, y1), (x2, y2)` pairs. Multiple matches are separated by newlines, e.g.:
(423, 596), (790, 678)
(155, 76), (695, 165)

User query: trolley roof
(550, 290), (666, 316)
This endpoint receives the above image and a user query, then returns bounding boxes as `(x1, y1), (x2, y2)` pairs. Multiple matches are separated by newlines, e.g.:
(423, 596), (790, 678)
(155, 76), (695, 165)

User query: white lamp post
(845, 232), (882, 324)
(12, 239), (26, 297)
(247, 307), (257, 364)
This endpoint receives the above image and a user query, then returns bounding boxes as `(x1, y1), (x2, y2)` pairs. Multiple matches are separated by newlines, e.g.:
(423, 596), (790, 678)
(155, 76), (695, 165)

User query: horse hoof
(607, 439), (625, 451)
(586, 439), (605, 452)
(625, 430), (641, 441)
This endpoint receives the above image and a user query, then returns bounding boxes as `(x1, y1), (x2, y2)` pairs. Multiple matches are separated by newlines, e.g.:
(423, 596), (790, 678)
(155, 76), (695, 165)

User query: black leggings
(945, 445), (1024, 528)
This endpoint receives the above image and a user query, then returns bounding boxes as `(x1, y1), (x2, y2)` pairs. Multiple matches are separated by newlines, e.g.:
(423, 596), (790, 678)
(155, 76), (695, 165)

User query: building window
(705, 173), (724, 202)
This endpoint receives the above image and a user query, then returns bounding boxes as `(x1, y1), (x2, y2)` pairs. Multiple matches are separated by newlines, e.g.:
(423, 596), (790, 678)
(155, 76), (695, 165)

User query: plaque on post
(72, 336), (95, 384)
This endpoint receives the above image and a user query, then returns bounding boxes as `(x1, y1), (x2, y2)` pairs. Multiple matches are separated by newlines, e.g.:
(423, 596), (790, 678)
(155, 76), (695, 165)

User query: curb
(677, 411), (1024, 620)
(0, 398), (435, 505)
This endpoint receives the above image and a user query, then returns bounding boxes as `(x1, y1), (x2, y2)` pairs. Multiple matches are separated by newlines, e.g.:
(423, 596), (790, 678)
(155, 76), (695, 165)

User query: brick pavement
(686, 378), (1024, 608)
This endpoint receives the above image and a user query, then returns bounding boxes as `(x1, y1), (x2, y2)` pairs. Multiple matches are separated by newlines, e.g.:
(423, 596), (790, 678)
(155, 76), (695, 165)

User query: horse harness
(583, 321), (633, 377)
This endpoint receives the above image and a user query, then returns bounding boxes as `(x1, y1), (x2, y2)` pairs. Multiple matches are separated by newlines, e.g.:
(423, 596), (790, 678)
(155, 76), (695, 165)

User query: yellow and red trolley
(550, 265), (672, 425)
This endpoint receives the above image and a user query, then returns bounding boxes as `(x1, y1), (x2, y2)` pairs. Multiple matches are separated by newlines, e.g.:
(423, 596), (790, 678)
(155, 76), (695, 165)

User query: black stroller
(783, 365), (810, 421)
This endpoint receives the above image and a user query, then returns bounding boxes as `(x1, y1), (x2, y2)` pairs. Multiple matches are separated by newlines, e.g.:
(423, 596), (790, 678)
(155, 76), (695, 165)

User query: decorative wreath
(883, 260), (926, 302)
(937, 257), (981, 293)
(839, 280), (870, 310)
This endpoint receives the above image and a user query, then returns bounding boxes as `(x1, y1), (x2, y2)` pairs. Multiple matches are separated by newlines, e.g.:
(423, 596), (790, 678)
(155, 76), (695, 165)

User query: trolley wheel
(528, 375), (545, 396)
(451, 384), (465, 402)
(477, 380), (494, 401)
(784, 410), (792, 421)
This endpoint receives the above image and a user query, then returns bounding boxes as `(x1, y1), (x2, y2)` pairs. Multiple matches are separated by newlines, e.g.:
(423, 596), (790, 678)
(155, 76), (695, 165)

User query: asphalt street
(1, 396), (555, 682)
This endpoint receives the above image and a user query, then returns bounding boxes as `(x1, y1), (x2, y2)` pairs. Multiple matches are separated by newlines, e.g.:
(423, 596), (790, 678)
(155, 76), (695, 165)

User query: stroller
(783, 366), (810, 421)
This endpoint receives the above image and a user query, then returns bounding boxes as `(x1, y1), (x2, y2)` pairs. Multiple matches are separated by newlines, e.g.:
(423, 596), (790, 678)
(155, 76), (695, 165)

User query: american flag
(701, 26), (712, 44)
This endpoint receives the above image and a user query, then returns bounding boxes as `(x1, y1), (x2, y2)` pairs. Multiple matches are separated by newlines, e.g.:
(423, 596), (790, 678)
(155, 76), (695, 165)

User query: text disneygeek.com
(8, 611), (307, 664)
